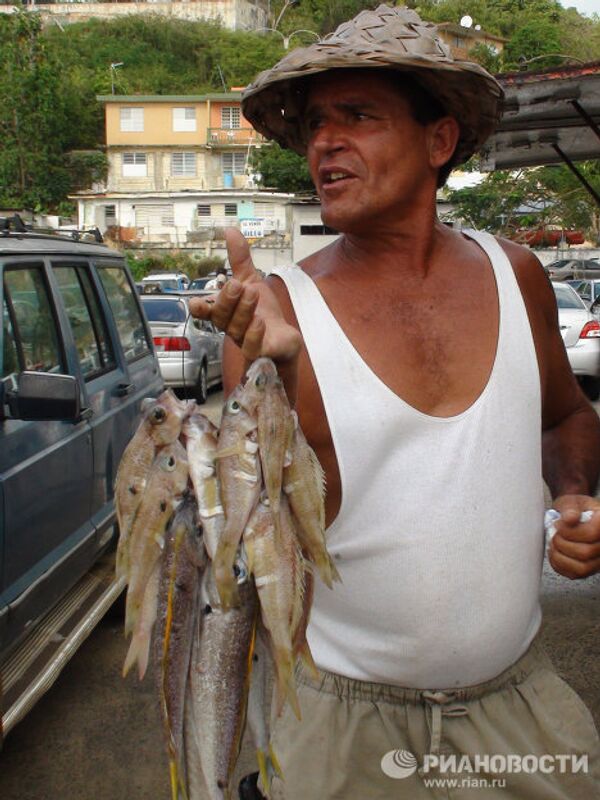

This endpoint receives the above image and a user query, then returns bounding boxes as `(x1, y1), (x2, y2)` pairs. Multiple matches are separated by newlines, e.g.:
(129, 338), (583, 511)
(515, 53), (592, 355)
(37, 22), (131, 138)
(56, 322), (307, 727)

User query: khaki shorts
(265, 640), (600, 799)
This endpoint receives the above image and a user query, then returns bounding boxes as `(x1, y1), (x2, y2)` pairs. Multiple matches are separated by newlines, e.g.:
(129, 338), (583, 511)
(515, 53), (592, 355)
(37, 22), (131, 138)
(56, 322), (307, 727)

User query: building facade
(0, 1), (267, 30)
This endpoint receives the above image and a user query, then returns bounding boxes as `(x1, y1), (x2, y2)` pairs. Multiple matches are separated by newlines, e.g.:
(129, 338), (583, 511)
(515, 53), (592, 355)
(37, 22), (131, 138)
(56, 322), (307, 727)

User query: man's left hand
(549, 495), (600, 579)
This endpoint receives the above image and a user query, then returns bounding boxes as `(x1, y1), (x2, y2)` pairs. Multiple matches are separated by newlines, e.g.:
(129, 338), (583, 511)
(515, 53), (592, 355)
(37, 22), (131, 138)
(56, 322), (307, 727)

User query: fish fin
(214, 542), (241, 609)
(273, 649), (301, 721)
(296, 641), (319, 681)
(256, 745), (283, 799)
(122, 634), (139, 678)
(214, 444), (245, 459)
(168, 755), (188, 800)
(122, 625), (152, 680)
(329, 555), (342, 584)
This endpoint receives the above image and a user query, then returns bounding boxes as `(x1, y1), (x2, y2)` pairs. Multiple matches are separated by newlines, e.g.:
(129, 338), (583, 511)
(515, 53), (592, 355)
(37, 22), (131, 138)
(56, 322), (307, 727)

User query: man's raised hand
(188, 228), (302, 367)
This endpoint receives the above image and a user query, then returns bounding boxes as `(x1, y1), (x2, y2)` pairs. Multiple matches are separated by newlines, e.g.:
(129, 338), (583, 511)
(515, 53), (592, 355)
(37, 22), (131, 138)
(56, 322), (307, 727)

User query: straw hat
(242, 4), (503, 165)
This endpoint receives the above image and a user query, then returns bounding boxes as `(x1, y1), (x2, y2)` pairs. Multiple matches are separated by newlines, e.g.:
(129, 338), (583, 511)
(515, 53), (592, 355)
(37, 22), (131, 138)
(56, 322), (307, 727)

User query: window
(224, 204), (238, 217)
(172, 107), (196, 132)
(141, 298), (187, 323)
(300, 224), (338, 235)
(3, 267), (63, 375)
(171, 152), (196, 177)
(53, 265), (115, 379)
(97, 266), (150, 361)
(197, 205), (211, 216)
(122, 152), (147, 177)
(120, 107), (144, 132)
(221, 107), (241, 129)
(222, 152), (246, 176)
(104, 205), (117, 226)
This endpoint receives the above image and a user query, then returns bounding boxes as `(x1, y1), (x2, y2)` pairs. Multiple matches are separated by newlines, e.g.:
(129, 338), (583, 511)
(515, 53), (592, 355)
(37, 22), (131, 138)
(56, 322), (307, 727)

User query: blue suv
(0, 227), (162, 737)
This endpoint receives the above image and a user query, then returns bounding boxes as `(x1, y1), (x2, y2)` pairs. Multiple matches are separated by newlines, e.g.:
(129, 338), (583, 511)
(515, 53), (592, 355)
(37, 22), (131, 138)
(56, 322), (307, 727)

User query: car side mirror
(8, 372), (81, 421)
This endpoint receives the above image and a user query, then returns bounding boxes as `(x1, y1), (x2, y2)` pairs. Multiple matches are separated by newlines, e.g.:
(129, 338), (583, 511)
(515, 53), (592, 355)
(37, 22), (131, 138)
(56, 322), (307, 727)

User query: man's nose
(310, 120), (347, 154)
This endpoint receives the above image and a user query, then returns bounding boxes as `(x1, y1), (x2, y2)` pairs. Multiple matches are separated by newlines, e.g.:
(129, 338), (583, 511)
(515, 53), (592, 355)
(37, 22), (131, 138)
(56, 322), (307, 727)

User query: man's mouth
(321, 169), (354, 187)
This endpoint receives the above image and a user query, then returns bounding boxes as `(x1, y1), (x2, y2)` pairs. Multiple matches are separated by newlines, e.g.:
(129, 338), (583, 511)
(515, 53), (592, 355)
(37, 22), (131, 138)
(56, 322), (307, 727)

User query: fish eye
(228, 399), (241, 414)
(151, 406), (166, 423)
(233, 561), (248, 584)
(164, 455), (177, 471)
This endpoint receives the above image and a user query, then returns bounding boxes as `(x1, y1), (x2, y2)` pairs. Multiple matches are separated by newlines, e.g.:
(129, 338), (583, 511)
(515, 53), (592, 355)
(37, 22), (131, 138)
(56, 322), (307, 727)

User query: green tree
(0, 9), (71, 208)
(250, 143), (314, 192)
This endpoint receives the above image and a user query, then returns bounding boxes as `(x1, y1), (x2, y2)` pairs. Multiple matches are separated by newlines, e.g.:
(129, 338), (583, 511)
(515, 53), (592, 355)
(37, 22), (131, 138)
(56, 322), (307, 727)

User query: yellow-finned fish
(283, 422), (341, 589)
(213, 387), (261, 610)
(115, 390), (190, 579)
(242, 358), (294, 525)
(124, 441), (189, 648)
(243, 495), (307, 720)
(186, 561), (258, 799)
(155, 495), (207, 800)
(183, 411), (223, 560)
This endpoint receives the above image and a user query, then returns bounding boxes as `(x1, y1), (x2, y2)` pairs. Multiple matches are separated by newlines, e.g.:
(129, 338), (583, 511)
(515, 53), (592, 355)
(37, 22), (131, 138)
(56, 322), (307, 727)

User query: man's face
(304, 70), (437, 234)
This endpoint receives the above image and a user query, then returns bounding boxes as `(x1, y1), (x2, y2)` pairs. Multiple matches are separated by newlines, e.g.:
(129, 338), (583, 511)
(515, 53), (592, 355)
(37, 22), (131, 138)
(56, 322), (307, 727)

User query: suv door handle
(78, 407), (94, 422)
(115, 382), (135, 397)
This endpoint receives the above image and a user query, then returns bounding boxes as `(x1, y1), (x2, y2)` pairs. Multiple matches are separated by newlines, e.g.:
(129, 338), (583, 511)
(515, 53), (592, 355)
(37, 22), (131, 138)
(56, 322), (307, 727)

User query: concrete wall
(533, 248), (600, 266)
(105, 101), (211, 147)
(2, 1), (267, 30)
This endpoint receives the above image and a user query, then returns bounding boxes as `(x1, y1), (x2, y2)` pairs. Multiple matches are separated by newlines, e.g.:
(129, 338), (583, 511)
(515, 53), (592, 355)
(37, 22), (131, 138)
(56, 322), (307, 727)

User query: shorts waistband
(297, 637), (551, 706)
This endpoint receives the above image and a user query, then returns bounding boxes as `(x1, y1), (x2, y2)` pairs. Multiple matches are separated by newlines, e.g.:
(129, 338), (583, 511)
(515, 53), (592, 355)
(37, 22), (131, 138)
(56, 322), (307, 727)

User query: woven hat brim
(242, 49), (503, 165)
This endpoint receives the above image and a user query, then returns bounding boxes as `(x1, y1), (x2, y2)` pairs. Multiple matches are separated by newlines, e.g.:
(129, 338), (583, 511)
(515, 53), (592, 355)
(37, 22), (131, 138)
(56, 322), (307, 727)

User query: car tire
(195, 362), (208, 404)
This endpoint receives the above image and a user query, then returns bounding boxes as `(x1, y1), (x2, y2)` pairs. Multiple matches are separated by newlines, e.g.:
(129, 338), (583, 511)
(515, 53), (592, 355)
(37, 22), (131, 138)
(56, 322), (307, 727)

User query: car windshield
(553, 285), (586, 310)
(189, 278), (209, 290)
(142, 298), (187, 322)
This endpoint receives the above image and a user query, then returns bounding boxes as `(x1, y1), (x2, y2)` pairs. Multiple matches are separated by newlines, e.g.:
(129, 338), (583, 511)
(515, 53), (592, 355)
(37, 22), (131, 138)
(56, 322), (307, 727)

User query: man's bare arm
(505, 240), (600, 578)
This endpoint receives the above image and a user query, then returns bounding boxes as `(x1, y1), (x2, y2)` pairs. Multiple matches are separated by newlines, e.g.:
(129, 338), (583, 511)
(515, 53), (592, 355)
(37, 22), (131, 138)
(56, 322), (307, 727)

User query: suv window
(97, 265), (150, 361)
(3, 266), (63, 374)
(53, 264), (116, 379)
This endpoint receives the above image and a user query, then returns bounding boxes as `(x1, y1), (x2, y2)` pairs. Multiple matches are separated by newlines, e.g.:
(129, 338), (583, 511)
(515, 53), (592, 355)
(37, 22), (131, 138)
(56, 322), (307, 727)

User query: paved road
(0, 391), (598, 799)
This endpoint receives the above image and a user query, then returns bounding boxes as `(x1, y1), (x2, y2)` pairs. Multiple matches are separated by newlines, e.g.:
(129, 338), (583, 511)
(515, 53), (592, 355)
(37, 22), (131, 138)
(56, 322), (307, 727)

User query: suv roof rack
(0, 214), (104, 243)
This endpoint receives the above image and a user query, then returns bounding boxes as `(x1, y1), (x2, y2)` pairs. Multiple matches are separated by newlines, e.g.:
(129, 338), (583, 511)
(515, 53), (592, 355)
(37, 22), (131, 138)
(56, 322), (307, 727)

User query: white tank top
(271, 230), (545, 689)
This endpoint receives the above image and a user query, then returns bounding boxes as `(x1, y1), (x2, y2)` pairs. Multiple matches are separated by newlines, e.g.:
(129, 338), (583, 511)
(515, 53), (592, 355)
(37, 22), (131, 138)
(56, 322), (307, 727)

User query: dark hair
(216, 265), (228, 276)
(389, 72), (458, 188)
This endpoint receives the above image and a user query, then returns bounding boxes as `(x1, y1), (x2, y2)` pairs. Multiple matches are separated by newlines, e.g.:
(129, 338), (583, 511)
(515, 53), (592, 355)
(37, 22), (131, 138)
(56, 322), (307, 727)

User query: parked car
(141, 272), (190, 293)
(187, 277), (212, 291)
(140, 293), (223, 403)
(567, 278), (600, 310)
(545, 258), (600, 281)
(552, 282), (600, 400)
(1, 228), (162, 736)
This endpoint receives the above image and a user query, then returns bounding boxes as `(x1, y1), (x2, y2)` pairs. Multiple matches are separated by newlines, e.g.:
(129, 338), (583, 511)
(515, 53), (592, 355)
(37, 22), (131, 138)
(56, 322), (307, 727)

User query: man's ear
(428, 116), (460, 169)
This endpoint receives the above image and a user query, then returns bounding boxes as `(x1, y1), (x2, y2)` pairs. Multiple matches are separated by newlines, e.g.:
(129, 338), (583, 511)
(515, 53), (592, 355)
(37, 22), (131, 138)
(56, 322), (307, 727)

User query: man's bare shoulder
(496, 235), (556, 322)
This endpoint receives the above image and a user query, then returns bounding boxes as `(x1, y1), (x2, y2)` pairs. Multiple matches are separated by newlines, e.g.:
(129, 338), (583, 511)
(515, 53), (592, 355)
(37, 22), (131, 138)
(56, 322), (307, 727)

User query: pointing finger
(225, 228), (260, 284)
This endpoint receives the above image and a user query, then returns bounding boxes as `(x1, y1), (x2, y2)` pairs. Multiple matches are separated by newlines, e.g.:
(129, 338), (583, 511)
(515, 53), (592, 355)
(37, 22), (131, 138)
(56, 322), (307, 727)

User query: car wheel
(195, 362), (208, 404)
(581, 376), (600, 402)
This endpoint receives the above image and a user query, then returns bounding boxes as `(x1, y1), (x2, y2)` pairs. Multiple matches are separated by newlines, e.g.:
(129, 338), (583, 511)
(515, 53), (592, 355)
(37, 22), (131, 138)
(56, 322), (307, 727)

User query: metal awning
(480, 61), (600, 205)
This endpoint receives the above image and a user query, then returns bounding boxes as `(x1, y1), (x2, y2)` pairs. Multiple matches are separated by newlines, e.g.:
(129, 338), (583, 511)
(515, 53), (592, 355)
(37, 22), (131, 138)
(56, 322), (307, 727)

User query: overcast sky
(559, 0), (600, 16)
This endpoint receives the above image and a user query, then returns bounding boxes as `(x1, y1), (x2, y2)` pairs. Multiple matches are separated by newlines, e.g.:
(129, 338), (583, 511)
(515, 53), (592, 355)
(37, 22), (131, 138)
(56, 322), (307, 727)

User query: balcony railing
(206, 128), (264, 147)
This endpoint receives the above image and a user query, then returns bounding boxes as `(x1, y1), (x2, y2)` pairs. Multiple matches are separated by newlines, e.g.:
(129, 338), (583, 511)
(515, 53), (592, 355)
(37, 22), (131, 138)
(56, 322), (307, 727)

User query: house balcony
(206, 128), (264, 147)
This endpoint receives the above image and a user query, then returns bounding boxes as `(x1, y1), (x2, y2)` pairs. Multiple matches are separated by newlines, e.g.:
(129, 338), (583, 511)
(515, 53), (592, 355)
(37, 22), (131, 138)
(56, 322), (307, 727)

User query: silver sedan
(553, 281), (600, 401)
(140, 293), (223, 403)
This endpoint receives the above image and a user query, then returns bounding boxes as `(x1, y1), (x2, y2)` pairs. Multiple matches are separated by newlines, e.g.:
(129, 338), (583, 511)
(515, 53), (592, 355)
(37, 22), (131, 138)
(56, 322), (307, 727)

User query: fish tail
(274, 650), (301, 721)
(296, 640), (319, 681)
(168, 755), (188, 800)
(122, 626), (151, 679)
(329, 555), (342, 584)
(256, 745), (283, 799)
(214, 544), (240, 609)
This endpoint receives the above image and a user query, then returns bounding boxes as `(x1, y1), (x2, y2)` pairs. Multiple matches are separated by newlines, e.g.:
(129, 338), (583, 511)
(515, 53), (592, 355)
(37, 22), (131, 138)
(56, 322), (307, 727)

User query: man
(190, 6), (600, 798)
(204, 264), (229, 291)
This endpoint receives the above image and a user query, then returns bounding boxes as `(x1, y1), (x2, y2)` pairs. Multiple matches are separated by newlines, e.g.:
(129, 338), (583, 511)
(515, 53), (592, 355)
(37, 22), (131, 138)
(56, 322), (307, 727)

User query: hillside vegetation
(1, 0), (599, 222)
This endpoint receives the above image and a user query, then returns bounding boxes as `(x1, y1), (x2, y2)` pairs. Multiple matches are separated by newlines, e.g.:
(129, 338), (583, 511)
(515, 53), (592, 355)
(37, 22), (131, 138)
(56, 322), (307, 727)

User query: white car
(141, 293), (223, 403)
(553, 282), (600, 400)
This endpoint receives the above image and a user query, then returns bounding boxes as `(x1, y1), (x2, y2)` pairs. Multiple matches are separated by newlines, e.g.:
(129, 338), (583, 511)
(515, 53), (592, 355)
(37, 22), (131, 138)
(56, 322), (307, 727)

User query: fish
(115, 390), (190, 579)
(183, 410), (224, 560)
(242, 359), (295, 524)
(186, 560), (258, 800)
(155, 495), (207, 800)
(124, 441), (189, 641)
(213, 387), (261, 609)
(247, 630), (282, 799)
(243, 495), (307, 720)
(283, 422), (341, 588)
